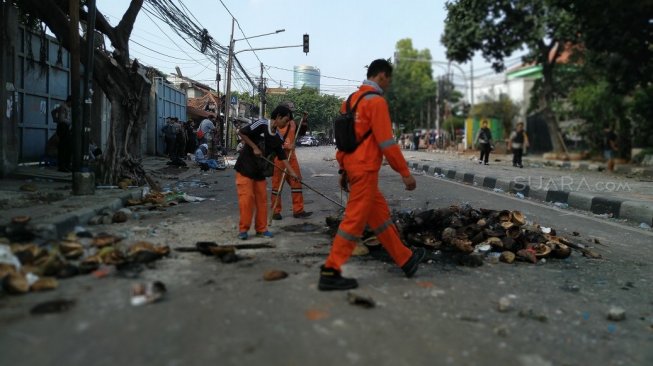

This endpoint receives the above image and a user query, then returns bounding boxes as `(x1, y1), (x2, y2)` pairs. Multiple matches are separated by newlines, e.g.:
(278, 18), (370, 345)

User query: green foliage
(234, 87), (343, 133)
(470, 95), (519, 138)
(628, 85), (653, 148)
(386, 39), (437, 131)
(442, 115), (464, 133)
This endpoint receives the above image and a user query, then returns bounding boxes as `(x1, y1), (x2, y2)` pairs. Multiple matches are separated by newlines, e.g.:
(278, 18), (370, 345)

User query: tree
(442, 0), (580, 154)
(14, 0), (155, 185)
(470, 95), (520, 139)
(235, 87), (343, 135)
(386, 39), (437, 132)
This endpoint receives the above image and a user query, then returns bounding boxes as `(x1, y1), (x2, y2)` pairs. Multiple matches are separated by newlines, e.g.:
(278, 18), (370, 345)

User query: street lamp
(223, 23), (285, 149)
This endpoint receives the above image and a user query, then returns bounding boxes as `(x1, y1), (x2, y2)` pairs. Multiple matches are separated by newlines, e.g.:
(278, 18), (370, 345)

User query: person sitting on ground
(194, 143), (223, 171)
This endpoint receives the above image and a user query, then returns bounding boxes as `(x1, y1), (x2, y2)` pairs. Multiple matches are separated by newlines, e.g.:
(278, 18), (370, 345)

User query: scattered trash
(0, 244), (21, 269)
(30, 299), (76, 315)
(607, 306), (626, 321)
(553, 202), (569, 209)
(351, 244), (369, 256)
(434, 173), (446, 178)
(494, 325), (510, 337)
(518, 309), (548, 323)
(263, 270), (288, 281)
(130, 281), (166, 306)
(515, 192), (525, 199)
(493, 188), (504, 193)
(347, 292), (375, 309)
(30, 277), (58, 291)
(210, 246), (238, 263)
(639, 223), (652, 230)
(19, 183), (38, 192)
(497, 296), (513, 312)
(179, 193), (206, 203)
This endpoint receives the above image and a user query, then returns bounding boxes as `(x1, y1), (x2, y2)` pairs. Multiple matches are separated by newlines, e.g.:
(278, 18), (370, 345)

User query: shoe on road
(293, 211), (313, 219)
(256, 231), (273, 238)
(318, 266), (358, 291)
(402, 247), (426, 278)
(272, 213), (283, 220)
(237, 232), (248, 240)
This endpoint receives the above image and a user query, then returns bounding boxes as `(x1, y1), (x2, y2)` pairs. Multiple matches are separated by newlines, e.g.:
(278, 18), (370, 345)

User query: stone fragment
(607, 306), (626, 321)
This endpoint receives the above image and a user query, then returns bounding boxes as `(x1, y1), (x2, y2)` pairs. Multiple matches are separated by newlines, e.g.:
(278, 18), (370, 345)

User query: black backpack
(334, 91), (380, 153)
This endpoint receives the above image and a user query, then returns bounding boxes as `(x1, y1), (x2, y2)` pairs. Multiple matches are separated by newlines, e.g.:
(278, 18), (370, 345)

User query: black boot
(318, 266), (358, 291)
(401, 248), (427, 278)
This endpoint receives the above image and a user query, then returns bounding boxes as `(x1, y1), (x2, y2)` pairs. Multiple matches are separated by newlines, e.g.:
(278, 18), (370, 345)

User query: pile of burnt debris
(1, 215), (170, 295)
(327, 204), (601, 266)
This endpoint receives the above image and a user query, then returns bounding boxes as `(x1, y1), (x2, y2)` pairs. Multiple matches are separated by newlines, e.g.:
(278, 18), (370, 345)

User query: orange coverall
(236, 172), (267, 233)
(271, 120), (305, 215)
(325, 82), (413, 271)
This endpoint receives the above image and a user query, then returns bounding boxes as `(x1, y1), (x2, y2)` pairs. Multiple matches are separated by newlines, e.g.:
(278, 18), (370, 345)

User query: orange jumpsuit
(325, 82), (413, 271)
(271, 120), (305, 215)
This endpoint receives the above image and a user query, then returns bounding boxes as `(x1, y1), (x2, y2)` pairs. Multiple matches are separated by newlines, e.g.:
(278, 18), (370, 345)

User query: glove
(339, 170), (349, 192)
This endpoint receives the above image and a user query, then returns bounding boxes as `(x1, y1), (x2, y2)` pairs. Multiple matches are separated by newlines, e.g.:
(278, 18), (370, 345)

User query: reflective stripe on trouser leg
(324, 171), (376, 271)
(369, 198), (412, 267)
(286, 155), (305, 214)
(236, 172), (255, 233)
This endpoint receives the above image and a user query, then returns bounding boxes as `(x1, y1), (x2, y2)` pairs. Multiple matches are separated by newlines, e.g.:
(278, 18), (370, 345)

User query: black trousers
(479, 143), (491, 164)
(512, 148), (523, 166)
(56, 123), (71, 169)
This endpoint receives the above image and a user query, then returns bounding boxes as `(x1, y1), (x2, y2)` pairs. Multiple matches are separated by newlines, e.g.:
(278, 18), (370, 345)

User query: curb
(409, 161), (653, 227)
(32, 189), (142, 240)
(524, 158), (653, 178)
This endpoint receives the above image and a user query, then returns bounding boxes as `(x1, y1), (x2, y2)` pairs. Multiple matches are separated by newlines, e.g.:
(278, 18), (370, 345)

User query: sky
(99, 0), (524, 98)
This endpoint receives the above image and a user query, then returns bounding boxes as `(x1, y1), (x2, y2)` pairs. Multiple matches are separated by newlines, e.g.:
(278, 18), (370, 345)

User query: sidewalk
(0, 157), (197, 239)
(405, 149), (653, 227)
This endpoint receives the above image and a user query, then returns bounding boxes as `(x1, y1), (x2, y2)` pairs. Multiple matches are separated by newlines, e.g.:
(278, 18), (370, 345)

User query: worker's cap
(279, 101), (296, 112)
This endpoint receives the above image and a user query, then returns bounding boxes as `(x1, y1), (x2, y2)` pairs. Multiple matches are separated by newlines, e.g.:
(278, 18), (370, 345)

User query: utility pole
(82, 0), (96, 168)
(259, 62), (265, 119)
(436, 76), (441, 147)
(224, 18), (235, 150)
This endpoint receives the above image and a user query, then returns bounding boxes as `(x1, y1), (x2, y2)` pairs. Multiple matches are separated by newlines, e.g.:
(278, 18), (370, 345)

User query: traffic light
(302, 34), (309, 54)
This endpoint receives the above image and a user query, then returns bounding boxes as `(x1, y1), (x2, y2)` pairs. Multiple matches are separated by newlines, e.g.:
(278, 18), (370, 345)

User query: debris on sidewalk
(130, 281), (166, 306)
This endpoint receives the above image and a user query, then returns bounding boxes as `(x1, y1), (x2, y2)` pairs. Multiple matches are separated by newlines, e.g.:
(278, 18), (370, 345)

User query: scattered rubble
(30, 299), (76, 315)
(263, 270), (288, 281)
(0, 217), (171, 297)
(130, 281), (166, 306)
(326, 204), (600, 266)
(607, 306), (626, 321)
(347, 292), (375, 308)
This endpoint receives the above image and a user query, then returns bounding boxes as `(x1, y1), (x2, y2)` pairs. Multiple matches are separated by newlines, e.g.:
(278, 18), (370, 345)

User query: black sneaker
(293, 211), (313, 219)
(272, 213), (283, 220)
(401, 248), (427, 278)
(318, 266), (358, 291)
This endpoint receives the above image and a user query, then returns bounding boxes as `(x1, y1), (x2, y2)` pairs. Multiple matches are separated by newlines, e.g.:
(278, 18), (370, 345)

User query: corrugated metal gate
(16, 28), (70, 162)
(155, 78), (186, 155)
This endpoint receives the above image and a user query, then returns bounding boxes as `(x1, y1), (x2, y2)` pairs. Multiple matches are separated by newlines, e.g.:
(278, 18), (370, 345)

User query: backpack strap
(350, 90), (381, 144)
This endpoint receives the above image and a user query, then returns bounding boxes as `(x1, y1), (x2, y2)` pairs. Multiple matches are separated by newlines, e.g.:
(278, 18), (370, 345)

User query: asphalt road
(1, 146), (652, 366)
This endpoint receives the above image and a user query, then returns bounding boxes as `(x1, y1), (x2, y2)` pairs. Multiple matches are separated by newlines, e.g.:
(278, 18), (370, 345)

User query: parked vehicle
(297, 135), (319, 147)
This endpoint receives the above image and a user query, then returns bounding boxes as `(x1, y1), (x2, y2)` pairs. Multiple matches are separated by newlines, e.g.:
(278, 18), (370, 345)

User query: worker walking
(318, 59), (426, 291)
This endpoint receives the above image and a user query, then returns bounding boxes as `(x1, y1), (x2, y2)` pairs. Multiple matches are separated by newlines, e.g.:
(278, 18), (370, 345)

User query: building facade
(293, 65), (320, 91)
